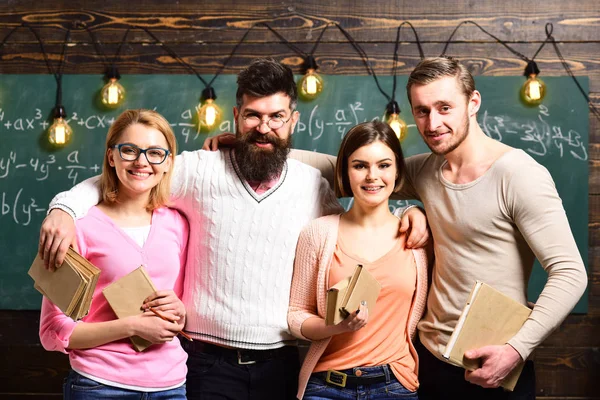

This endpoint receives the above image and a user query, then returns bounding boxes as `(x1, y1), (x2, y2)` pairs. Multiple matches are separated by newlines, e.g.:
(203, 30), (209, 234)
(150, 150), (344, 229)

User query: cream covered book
(102, 266), (157, 352)
(325, 264), (381, 325)
(443, 281), (532, 391)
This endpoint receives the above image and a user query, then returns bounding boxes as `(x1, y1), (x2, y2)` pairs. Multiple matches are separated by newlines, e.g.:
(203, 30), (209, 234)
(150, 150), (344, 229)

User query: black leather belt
(183, 340), (294, 365)
(313, 369), (388, 388)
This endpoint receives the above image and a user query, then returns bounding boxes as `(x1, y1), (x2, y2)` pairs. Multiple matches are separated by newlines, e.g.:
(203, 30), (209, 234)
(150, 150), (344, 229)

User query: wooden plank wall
(0, 1), (598, 398)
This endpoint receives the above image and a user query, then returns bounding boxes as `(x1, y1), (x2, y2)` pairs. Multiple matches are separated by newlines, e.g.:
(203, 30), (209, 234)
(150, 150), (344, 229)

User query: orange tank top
(313, 234), (419, 391)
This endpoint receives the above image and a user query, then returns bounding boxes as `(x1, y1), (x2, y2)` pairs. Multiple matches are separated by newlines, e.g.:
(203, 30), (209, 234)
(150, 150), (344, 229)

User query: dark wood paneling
(0, 1), (598, 42)
(0, 1), (598, 398)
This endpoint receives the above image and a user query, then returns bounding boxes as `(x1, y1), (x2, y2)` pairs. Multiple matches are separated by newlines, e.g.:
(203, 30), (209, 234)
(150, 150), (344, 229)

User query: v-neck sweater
(39, 206), (189, 388)
(172, 148), (328, 349)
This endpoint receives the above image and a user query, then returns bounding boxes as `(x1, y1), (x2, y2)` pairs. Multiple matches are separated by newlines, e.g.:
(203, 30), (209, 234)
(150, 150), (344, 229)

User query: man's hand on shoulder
(463, 344), (522, 388)
(39, 209), (77, 271)
(202, 133), (236, 151)
(399, 206), (430, 249)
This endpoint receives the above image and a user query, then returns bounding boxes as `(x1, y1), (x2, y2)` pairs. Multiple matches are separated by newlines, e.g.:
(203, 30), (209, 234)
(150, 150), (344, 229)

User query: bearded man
(38, 58), (338, 399)
(38, 58), (430, 400)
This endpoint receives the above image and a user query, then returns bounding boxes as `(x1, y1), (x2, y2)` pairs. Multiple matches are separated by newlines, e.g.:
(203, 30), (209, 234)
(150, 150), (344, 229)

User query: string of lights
(0, 20), (596, 147)
(0, 22), (73, 145)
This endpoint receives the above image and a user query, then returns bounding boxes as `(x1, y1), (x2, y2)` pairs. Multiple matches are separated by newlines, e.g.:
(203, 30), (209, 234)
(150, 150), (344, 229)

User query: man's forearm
(49, 175), (102, 220)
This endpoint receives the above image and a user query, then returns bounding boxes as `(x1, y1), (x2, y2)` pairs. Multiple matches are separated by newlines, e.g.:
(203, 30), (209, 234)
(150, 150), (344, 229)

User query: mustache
(239, 130), (282, 146)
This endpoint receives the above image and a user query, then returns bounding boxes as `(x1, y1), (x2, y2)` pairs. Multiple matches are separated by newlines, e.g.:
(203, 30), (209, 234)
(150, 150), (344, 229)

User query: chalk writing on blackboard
(481, 107), (587, 161)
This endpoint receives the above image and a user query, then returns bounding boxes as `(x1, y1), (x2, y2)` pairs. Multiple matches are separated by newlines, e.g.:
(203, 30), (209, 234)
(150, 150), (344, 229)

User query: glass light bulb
(101, 78), (126, 108)
(521, 74), (546, 106)
(386, 113), (407, 141)
(48, 117), (73, 146)
(198, 99), (222, 130)
(298, 69), (324, 101)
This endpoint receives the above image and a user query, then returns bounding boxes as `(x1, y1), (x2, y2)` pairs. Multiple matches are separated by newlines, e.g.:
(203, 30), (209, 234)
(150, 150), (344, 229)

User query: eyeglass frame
(111, 143), (171, 165)
(240, 110), (296, 130)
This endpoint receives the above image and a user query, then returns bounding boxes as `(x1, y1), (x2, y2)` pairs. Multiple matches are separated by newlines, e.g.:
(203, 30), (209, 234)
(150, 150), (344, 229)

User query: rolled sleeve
(39, 297), (78, 354)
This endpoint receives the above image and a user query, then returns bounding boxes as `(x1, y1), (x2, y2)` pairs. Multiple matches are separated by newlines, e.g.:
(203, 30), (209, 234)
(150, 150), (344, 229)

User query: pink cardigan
(288, 214), (429, 399)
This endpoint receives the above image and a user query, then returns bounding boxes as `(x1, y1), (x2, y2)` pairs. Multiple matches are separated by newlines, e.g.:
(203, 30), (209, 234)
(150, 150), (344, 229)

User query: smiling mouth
(129, 171), (151, 177)
(362, 186), (384, 192)
(428, 131), (449, 137)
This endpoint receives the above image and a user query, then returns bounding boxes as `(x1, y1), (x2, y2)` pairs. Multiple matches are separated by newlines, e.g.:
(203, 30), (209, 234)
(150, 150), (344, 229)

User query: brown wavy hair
(334, 121), (406, 198)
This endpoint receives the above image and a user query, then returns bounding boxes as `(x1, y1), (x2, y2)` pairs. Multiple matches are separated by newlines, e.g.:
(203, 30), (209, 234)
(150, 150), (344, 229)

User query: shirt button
(355, 369), (363, 377)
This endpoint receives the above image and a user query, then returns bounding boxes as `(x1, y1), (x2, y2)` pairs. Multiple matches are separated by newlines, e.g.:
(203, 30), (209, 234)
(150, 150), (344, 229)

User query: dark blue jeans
(304, 365), (418, 400)
(63, 370), (186, 399)
(415, 338), (536, 400)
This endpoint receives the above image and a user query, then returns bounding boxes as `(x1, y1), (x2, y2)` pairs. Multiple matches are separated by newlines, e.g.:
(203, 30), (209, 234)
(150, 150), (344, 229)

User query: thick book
(325, 264), (381, 326)
(28, 247), (101, 320)
(443, 281), (532, 391)
(102, 266), (157, 352)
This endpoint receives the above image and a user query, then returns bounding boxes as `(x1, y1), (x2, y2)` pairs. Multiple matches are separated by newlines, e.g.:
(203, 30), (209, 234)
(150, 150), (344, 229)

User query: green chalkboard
(0, 74), (589, 312)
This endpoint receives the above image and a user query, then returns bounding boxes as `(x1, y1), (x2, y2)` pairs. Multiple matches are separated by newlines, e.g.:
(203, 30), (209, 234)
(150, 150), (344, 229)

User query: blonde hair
(406, 57), (475, 104)
(100, 109), (176, 211)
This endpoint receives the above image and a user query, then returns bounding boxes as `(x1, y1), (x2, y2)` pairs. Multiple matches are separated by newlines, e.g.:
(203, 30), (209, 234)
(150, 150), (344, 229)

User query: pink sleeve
(287, 223), (321, 340)
(39, 297), (78, 354)
(38, 219), (89, 353)
(173, 210), (189, 298)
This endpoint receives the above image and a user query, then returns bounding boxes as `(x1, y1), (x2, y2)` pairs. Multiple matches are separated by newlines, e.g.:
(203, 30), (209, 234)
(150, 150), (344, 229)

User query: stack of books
(325, 264), (381, 325)
(28, 247), (101, 321)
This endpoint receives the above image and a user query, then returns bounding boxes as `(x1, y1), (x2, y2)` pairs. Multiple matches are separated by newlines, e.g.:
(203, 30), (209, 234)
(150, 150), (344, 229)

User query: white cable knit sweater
(173, 149), (330, 349)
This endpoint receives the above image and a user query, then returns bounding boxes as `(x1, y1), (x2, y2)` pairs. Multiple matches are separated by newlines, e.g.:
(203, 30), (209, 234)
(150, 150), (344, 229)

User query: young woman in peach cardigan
(288, 121), (429, 399)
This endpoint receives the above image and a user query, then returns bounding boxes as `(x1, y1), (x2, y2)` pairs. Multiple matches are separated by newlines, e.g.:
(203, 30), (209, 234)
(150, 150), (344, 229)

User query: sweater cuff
(41, 320), (78, 354)
(48, 203), (77, 221)
(288, 312), (313, 341)
(395, 204), (419, 219)
(506, 338), (530, 361)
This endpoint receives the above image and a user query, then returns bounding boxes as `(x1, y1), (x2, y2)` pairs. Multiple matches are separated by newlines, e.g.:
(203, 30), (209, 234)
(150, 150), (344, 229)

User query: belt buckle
(237, 350), (257, 365)
(325, 370), (347, 388)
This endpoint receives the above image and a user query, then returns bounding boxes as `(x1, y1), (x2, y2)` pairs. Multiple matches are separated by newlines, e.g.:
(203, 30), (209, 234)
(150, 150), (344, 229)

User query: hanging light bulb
(298, 56), (324, 101)
(521, 61), (546, 106)
(48, 106), (73, 146)
(385, 101), (407, 141)
(100, 67), (125, 108)
(197, 87), (222, 130)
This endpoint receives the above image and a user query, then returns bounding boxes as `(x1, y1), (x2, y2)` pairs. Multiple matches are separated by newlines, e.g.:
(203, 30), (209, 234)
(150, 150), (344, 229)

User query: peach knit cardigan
(288, 214), (429, 399)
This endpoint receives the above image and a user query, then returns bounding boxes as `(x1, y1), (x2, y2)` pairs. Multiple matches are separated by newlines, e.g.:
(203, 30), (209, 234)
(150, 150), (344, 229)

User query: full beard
(234, 129), (291, 182)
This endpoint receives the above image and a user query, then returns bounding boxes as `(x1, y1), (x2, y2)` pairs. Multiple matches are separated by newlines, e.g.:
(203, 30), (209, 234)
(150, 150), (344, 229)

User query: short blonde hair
(100, 109), (176, 210)
(407, 57), (475, 104)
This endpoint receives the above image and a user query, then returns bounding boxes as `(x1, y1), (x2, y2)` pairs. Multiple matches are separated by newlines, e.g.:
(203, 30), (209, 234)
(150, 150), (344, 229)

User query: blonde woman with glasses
(39, 109), (189, 399)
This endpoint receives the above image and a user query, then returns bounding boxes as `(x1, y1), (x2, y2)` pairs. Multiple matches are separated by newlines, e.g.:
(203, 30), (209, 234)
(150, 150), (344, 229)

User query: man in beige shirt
(398, 57), (587, 399)
(202, 57), (587, 398)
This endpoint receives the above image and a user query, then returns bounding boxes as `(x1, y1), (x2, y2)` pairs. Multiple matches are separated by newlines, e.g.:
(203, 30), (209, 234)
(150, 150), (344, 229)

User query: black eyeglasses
(241, 112), (295, 130)
(112, 143), (170, 165)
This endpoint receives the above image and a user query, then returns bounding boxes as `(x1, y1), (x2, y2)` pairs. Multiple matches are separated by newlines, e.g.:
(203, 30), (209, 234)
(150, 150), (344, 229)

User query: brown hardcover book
(28, 247), (101, 320)
(443, 281), (532, 391)
(325, 264), (381, 326)
(102, 266), (157, 352)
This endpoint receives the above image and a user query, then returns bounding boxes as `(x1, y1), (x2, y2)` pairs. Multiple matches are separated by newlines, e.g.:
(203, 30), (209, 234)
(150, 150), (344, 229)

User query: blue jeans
(63, 370), (186, 399)
(304, 365), (418, 400)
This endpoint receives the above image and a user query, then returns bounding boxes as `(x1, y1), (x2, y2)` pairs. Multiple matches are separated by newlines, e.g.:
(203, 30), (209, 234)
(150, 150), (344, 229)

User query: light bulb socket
(524, 61), (540, 77)
(386, 101), (401, 115)
(201, 87), (217, 101)
(53, 105), (67, 119)
(302, 56), (318, 72)
(105, 66), (121, 80)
